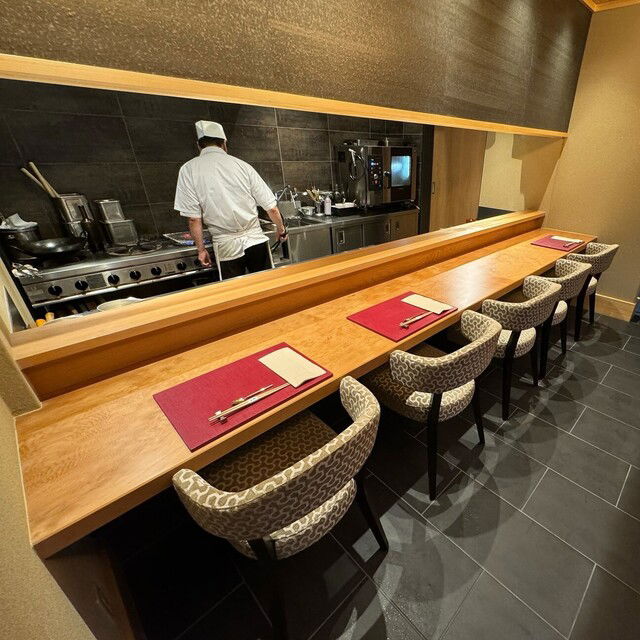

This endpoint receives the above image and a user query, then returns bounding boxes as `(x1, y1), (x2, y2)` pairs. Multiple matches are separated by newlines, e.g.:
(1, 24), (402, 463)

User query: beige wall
(0, 335), (95, 640)
(545, 5), (640, 303)
(480, 133), (564, 212)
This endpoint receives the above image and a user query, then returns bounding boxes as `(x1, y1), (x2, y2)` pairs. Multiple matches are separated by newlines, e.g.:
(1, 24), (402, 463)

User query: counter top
(13, 214), (595, 557)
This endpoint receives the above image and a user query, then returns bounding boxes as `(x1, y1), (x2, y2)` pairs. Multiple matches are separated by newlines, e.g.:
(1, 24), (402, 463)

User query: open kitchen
(2, 3), (640, 640)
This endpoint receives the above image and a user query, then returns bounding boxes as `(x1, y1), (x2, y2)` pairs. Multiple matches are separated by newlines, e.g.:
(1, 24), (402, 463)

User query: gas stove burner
(105, 241), (162, 257)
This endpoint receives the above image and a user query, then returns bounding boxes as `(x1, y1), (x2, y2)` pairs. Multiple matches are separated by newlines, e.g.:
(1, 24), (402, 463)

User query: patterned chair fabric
(482, 276), (561, 332)
(543, 259), (592, 301)
(172, 376), (380, 559)
(494, 327), (537, 357)
(586, 277), (598, 296)
(363, 310), (501, 423)
(565, 242), (619, 275)
(552, 300), (568, 326)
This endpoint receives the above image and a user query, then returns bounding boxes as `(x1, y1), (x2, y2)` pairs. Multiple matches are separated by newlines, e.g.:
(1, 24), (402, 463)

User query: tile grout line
(368, 471), (571, 639)
(435, 569), (485, 640)
(521, 467), (548, 511)
(566, 563), (596, 640)
(568, 404), (587, 433)
(615, 465), (632, 508)
(621, 335), (632, 350)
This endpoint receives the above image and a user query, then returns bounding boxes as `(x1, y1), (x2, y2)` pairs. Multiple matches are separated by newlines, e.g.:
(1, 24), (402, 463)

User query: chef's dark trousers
(219, 240), (271, 280)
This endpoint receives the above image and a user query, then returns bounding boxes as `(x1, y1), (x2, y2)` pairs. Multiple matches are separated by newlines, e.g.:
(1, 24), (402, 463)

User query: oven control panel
(367, 155), (384, 192)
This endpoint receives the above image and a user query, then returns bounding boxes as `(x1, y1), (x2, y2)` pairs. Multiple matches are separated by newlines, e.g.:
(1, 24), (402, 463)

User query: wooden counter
(15, 217), (595, 557)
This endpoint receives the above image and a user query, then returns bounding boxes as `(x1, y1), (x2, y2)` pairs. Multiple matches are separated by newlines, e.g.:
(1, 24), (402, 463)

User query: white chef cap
(195, 120), (227, 140)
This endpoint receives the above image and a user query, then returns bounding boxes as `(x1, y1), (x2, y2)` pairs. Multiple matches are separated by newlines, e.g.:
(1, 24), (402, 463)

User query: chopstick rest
(208, 383), (289, 423)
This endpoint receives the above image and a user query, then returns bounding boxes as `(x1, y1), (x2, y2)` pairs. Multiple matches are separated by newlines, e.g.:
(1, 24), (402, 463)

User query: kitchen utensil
(16, 237), (85, 260)
(231, 384), (274, 406)
(100, 219), (138, 246)
(399, 311), (431, 328)
(550, 235), (581, 244)
(94, 199), (125, 222)
(300, 206), (315, 217)
(20, 168), (49, 194)
(0, 216), (41, 262)
(28, 162), (59, 197)
(208, 382), (290, 423)
(78, 203), (105, 252)
(54, 193), (93, 238)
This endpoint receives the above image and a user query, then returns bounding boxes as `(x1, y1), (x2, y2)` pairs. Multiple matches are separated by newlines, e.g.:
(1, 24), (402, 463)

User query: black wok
(15, 237), (85, 260)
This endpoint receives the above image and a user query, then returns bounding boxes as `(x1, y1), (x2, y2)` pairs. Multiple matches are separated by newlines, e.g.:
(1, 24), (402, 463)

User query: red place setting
(531, 235), (584, 251)
(153, 342), (332, 451)
(347, 291), (457, 342)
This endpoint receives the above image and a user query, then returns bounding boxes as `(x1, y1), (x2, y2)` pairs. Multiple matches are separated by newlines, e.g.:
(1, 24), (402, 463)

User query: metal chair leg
(471, 383), (485, 445)
(426, 394), (442, 501)
(355, 471), (388, 551)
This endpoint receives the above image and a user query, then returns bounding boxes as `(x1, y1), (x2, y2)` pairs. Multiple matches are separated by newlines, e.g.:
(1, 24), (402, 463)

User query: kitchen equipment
(16, 237), (85, 260)
(300, 206), (315, 217)
(100, 219), (138, 246)
(53, 193), (94, 238)
(335, 142), (417, 209)
(0, 215), (41, 262)
(94, 199), (125, 222)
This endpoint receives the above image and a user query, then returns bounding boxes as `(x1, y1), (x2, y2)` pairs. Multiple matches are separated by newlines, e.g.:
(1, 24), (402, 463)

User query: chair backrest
(172, 376), (379, 541)
(542, 259), (591, 300)
(565, 242), (619, 275)
(389, 310), (501, 394)
(482, 276), (561, 331)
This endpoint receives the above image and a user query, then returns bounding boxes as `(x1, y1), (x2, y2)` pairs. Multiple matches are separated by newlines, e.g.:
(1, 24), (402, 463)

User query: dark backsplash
(0, 80), (421, 240)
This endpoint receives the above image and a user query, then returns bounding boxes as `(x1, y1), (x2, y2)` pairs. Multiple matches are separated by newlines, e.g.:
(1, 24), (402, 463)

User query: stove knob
(75, 280), (89, 291)
(129, 270), (141, 281)
(48, 285), (62, 296)
(194, 258), (201, 267)
(107, 274), (120, 285)
(150, 266), (162, 276)
(176, 261), (187, 271)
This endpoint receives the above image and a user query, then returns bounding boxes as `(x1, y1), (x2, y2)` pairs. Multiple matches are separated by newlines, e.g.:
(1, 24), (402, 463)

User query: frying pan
(14, 237), (85, 260)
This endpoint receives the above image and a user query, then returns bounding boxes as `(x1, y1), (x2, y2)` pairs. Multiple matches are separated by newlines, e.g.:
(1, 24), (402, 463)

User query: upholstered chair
(362, 310), (501, 501)
(173, 376), (383, 640)
(537, 259), (591, 376)
(565, 242), (619, 339)
(482, 276), (561, 420)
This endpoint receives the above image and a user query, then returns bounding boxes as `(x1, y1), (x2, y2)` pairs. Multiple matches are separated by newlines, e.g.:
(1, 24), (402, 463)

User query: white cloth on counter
(258, 347), (326, 388)
(174, 146), (276, 261)
(402, 294), (453, 314)
(550, 235), (581, 244)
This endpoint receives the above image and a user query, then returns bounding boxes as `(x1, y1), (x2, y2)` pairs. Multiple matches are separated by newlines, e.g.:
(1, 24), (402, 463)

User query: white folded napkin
(258, 347), (326, 388)
(550, 235), (581, 244)
(402, 294), (453, 315)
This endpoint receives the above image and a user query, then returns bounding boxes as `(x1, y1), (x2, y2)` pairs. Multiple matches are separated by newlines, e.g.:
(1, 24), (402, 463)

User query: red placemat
(531, 235), (584, 251)
(347, 291), (457, 342)
(154, 343), (332, 451)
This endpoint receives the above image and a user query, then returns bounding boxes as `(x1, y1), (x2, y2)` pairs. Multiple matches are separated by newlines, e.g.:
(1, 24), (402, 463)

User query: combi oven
(336, 142), (417, 209)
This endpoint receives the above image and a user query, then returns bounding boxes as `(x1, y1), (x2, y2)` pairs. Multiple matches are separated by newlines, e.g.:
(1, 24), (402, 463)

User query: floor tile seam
(566, 563), (597, 640)
(568, 405), (588, 433)
(615, 465), (633, 508)
(570, 345), (640, 376)
(436, 569), (485, 640)
(521, 468), (549, 511)
(545, 362), (638, 401)
(621, 335), (632, 351)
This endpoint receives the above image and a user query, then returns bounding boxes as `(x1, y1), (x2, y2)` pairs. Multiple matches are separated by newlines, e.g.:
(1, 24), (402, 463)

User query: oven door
(383, 146), (417, 203)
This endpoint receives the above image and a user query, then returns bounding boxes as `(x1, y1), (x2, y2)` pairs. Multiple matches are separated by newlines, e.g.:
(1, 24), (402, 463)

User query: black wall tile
(209, 103), (276, 127)
(150, 202), (186, 234)
(276, 109), (327, 129)
(278, 128), (330, 161)
(0, 80), (121, 115)
(9, 111), (135, 163)
(138, 162), (183, 203)
(224, 124), (280, 163)
(403, 122), (423, 134)
(40, 163), (147, 205)
(248, 161), (284, 191)
(329, 131), (366, 160)
(327, 114), (370, 132)
(118, 92), (210, 121)
(0, 165), (55, 214)
(122, 203), (159, 238)
(0, 115), (21, 165)
(385, 120), (403, 135)
(282, 161), (332, 190)
(125, 117), (197, 162)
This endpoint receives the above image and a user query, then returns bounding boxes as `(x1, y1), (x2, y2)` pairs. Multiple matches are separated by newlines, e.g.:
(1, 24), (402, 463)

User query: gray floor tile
(590, 314), (640, 339)
(459, 387), (513, 432)
(571, 408), (640, 467)
(542, 347), (611, 382)
(524, 470), (640, 593)
(480, 374), (586, 432)
(544, 366), (640, 428)
(425, 473), (593, 635)
(572, 318), (631, 349)
(333, 475), (480, 640)
(601, 365), (640, 396)
(422, 416), (547, 509)
(310, 578), (425, 640)
(499, 409), (629, 504)
(623, 335), (640, 355)
(617, 467), (640, 520)
(570, 566), (640, 640)
(366, 422), (459, 513)
(442, 571), (563, 640)
(572, 336), (640, 375)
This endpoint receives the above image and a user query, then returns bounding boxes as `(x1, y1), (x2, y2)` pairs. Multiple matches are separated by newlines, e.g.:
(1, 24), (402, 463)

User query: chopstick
(399, 311), (431, 328)
(208, 382), (290, 423)
(231, 384), (273, 405)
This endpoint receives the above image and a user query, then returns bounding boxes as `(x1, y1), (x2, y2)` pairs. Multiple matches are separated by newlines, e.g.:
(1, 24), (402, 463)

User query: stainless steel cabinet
(332, 224), (364, 253)
(363, 218), (391, 246)
(390, 211), (419, 240)
(287, 227), (332, 263)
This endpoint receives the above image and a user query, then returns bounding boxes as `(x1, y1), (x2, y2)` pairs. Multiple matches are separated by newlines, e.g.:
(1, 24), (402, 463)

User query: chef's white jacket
(174, 146), (277, 261)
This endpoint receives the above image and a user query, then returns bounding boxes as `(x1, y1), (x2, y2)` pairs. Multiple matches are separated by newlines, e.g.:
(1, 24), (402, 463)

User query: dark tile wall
(0, 80), (421, 240)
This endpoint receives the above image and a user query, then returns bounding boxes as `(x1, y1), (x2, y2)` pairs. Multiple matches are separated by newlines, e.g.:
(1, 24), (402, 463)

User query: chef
(174, 120), (287, 279)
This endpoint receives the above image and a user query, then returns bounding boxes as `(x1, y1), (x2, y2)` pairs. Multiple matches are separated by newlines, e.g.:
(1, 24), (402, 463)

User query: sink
(284, 216), (325, 228)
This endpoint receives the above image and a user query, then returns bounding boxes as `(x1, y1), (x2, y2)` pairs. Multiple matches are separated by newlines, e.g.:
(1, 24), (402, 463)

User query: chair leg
(355, 471), (388, 551)
(426, 394), (442, 501)
(248, 538), (288, 640)
(501, 331), (520, 421)
(589, 292), (596, 324)
(560, 317), (568, 353)
(574, 279), (590, 342)
(471, 383), (485, 445)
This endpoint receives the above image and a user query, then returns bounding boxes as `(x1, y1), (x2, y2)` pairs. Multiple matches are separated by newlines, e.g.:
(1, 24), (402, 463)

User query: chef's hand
(198, 248), (212, 267)
(277, 227), (288, 242)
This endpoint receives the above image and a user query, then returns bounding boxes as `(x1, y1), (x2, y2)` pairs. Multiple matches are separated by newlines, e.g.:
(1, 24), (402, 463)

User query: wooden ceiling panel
(581, 0), (640, 11)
